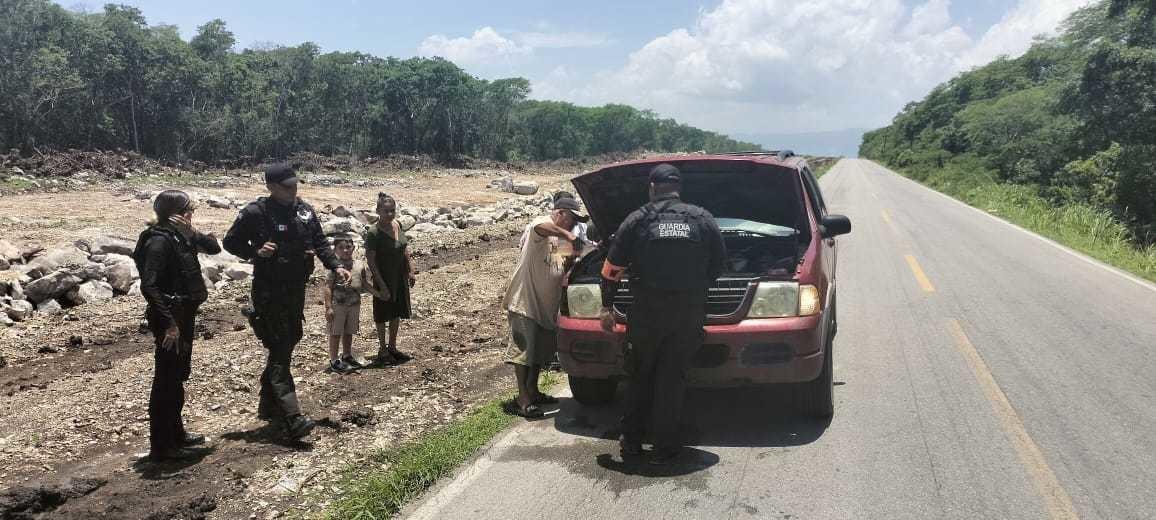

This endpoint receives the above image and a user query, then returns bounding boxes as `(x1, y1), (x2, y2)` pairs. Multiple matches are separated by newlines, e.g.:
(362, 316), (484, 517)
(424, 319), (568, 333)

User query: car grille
(613, 277), (755, 317)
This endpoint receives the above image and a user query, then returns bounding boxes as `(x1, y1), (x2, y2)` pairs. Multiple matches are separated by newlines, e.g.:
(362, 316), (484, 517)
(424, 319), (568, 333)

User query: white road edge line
(404, 385), (577, 519)
(405, 426), (525, 520)
(863, 160), (1156, 295)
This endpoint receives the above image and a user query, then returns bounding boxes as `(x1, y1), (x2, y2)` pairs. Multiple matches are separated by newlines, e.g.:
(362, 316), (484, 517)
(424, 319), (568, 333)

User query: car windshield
(716, 218), (798, 238)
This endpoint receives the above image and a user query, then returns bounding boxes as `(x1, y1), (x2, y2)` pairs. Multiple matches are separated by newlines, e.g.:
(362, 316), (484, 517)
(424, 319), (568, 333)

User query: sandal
(502, 400), (544, 419)
(533, 393), (559, 405)
(388, 349), (413, 362)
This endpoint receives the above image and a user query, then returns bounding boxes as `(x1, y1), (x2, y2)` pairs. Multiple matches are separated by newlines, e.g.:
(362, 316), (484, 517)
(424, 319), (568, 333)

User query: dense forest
(861, 0), (1156, 245)
(0, 0), (759, 164)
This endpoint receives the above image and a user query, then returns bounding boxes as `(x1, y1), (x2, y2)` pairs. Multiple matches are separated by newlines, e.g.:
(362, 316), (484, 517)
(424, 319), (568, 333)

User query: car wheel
(797, 331), (834, 418)
(569, 377), (617, 405)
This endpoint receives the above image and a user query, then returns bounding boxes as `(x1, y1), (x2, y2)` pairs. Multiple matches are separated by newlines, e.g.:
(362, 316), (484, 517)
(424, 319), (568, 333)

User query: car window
(801, 168), (827, 216)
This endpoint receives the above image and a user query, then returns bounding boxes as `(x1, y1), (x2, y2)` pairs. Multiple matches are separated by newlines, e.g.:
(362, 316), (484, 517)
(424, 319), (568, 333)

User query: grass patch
(0, 175), (37, 191)
(539, 368), (562, 393)
(324, 372), (563, 519)
(808, 156), (840, 178)
(892, 162), (1156, 283)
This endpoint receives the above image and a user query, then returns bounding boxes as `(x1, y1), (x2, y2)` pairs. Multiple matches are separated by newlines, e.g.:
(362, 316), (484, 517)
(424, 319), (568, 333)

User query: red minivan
(557, 152), (851, 417)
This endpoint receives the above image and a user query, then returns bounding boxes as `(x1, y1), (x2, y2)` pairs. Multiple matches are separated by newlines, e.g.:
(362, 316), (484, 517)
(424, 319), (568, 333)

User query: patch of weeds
(538, 369), (562, 393)
(323, 372), (564, 518)
(812, 158), (839, 178)
(325, 400), (515, 519)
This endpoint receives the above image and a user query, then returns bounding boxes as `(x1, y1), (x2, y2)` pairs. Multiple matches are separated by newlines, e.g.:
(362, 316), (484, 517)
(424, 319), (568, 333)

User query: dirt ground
(0, 164), (580, 519)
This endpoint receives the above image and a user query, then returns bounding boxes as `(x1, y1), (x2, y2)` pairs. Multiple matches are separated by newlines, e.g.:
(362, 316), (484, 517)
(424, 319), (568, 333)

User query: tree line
(0, 0), (759, 164)
(860, 0), (1156, 244)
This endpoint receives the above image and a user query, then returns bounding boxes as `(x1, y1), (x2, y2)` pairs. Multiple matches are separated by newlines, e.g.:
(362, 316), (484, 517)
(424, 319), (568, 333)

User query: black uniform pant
(148, 304), (197, 453)
(253, 284), (306, 420)
(620, 289), (706, 450)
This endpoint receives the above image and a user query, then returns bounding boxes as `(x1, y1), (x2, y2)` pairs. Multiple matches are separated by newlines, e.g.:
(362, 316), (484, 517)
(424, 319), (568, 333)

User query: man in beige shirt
(503, 196), (587, 418)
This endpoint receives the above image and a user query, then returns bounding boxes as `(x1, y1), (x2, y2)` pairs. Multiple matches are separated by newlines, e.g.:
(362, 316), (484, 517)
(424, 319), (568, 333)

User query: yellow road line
(904, 254), (936, 293)
(881, 208), (893, 224)
(948, 320), (1079, 520)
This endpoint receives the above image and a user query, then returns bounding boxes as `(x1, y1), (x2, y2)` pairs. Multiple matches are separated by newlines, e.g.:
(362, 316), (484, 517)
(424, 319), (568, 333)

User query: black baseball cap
(553, 196), (589, 222)
(649, 163), (682, 184)
(264, 163), (298, 186)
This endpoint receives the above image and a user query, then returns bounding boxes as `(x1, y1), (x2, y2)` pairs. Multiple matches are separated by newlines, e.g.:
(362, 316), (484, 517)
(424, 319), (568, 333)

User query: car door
(801, 167), (836, 294)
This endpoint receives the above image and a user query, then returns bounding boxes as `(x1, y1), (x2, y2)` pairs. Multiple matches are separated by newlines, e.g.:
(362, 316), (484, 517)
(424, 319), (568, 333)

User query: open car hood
(571, 157), (808, 237)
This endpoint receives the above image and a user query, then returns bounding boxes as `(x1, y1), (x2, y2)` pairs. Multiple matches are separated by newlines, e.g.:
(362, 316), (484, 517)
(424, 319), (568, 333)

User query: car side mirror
(821, 215), (851, 238)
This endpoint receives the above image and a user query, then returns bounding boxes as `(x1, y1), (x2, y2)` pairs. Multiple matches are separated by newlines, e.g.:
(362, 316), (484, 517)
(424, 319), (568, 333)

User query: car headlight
(748, 282), (798, 318)
(566, 284), (602, 319)
(746, 282), (821, 318)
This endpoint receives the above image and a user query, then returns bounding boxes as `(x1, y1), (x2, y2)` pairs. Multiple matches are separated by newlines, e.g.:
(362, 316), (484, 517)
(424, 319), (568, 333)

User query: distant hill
(860, 0), (1156, 243)
(735, 129), (865, 158)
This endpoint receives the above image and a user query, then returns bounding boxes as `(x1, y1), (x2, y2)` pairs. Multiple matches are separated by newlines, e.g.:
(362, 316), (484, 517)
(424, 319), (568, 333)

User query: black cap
(553, 196), (589, 222)
(264, 163), (298, 186)
(649, 163), (682, 184)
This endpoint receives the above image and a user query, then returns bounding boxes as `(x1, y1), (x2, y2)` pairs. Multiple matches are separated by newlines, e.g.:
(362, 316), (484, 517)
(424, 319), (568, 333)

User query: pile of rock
(487, 175), (540, 196)
(132, 190), (246, 211)
(314, 194), (556, 240)
(0, 235), (253, 327)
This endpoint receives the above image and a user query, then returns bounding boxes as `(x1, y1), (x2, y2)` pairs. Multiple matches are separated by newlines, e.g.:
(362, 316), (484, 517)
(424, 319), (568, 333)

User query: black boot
(619, 435), (642, 458)
(285, 414), (315, 439)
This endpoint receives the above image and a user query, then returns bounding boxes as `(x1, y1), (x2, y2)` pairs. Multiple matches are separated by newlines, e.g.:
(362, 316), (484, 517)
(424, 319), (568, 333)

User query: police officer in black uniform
(135, 190), (220, 460)
(599, 163), (726, 465)
(224, 164), (351, 439)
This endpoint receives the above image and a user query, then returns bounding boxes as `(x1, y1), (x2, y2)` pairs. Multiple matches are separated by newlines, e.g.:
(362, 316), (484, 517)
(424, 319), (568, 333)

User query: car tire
(797, 330), (834, 418)
(569, 377), (617, 405)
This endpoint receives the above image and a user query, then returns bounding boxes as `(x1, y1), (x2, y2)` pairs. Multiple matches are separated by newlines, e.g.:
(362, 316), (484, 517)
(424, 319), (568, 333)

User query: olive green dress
(363, 223), (412, 322)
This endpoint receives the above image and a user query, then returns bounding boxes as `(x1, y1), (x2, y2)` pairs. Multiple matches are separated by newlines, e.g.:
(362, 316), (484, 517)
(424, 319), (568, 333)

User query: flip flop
(533, 393), (559, 405)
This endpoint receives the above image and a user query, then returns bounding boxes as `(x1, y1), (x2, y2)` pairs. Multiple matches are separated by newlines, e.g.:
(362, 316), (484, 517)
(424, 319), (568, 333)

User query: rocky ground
(0, 158), (584, 519)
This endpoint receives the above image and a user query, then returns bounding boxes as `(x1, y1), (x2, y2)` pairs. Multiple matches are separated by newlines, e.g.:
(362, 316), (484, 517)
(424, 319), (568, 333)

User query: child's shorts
(328, 303), (361, 336)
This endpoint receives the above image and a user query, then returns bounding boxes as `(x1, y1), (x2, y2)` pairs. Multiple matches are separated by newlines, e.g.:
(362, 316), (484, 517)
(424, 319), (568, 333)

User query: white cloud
(418, 27), (609, 66)
(515, 31), (610, 49)
(962, 0), (1096, 67)
(418, 27), (531, 66)
(532, 0), (1093, 134)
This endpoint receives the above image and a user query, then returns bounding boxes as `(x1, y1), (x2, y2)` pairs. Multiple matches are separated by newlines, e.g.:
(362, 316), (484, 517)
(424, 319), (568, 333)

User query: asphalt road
(403, 159), (1156, 520)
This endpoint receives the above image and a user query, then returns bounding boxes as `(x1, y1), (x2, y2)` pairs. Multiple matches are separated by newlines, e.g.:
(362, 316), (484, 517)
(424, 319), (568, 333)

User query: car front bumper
(556, 313), (828, 387)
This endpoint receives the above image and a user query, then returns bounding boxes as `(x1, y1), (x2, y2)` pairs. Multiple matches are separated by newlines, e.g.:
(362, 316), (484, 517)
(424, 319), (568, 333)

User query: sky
(64, 0), (1097, 143)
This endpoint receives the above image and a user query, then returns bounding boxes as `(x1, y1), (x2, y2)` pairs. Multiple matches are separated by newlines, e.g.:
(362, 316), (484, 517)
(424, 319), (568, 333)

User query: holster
(242, 306), (267, 345)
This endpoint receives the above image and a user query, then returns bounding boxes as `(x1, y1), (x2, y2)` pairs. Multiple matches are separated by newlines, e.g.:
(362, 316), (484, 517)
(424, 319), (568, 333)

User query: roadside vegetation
(1, 0), (757, 165)
(860, 0), (1156, 282)
(809, 157), (839, 178)
(323, 373), (562, 519)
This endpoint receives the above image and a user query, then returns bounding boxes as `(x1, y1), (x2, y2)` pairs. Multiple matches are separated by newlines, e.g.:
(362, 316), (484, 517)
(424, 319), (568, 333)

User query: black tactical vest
(133, 225), (208, 305)
(253, 199), (316, 285)
(633, 199), (711, 294)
